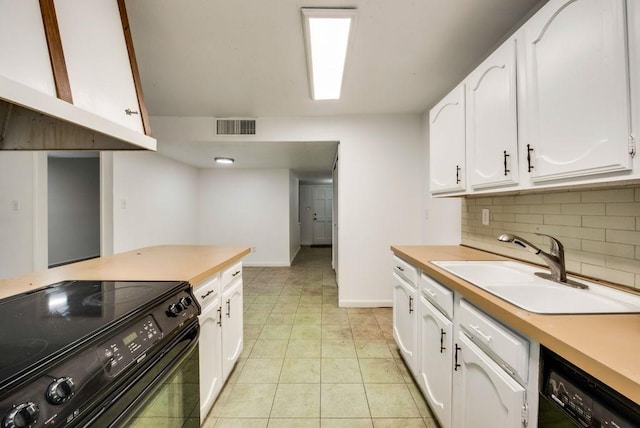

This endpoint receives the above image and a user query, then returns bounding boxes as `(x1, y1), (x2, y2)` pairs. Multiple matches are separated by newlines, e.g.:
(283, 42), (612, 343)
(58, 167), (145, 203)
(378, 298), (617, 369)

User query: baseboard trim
(338, 299), (392, 308)
(243, 261), (292, 267)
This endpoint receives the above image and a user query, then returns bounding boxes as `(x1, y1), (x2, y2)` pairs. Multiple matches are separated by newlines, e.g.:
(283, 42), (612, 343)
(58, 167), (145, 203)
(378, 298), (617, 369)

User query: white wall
(152, 114), (435, 307)
(198, 168), (291, 266)
(112, 152), (199, 253)
(421, 111), (462, 244)
(0, 152), (36, 279)
(289, 171), (300, 263)
(48, 156), (100, 265)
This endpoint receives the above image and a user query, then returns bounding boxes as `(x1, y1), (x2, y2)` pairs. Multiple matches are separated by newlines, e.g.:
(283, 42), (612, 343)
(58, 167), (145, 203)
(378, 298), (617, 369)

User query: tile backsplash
(461, 186), (640, 289)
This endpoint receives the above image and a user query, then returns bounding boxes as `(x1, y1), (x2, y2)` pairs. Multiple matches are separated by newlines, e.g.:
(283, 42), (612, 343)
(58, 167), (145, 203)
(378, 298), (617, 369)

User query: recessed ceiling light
(214, 157), (234, 164)
(302, 8), (357, 101)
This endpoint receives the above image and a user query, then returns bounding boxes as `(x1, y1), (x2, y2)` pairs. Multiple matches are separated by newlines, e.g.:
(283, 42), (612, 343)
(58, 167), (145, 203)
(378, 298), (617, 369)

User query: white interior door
(312, 186), (333, 245)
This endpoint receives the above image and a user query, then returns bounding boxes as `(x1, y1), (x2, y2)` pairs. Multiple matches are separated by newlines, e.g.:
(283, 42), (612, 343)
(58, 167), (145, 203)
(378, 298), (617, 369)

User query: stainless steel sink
(431, 260), (640, 314)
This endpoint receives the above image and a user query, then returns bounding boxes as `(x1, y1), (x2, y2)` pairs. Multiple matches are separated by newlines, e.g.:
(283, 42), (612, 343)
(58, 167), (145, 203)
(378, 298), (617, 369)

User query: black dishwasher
(538, 347), (640, 428)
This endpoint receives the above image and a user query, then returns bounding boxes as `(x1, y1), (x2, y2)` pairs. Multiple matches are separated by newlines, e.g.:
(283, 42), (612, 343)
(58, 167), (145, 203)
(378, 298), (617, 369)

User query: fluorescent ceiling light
(214, 157), (234, 164)
(302, 8), (357, 100)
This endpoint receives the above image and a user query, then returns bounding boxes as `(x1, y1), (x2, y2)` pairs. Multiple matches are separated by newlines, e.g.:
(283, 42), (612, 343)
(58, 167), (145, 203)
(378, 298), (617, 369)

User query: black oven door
(79, 321), (200, 428)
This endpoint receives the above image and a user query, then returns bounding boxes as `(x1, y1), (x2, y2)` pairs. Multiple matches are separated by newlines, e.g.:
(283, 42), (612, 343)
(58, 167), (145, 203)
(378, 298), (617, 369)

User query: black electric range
(0, 280), (200, 428)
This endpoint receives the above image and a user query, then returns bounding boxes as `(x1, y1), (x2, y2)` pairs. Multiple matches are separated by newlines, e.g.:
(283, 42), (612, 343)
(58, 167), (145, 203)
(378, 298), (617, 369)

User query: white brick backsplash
(561, 203), (605, 215)
(606, 229), (640, 245)
(581, 240), (635, 259)
(582, 216), (636, 230)
(543, 192), (581, 204)
(503, 205), (529, 214)
(543, 214), (581, 227)
(605, 203), (640, 217)
(514, 194), (544, 205)
(529, 204), (562, 214)
(462, 185), (640, 288)
(515, 213), (544, 224)
(581, 188), (634, 203)
(606, 256), (640, 275)
(581, 264), (635, 287)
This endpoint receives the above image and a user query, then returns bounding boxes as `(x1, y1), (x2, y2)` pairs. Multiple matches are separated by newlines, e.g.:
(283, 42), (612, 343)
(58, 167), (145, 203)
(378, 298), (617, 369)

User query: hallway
(203, 246), (438, 427)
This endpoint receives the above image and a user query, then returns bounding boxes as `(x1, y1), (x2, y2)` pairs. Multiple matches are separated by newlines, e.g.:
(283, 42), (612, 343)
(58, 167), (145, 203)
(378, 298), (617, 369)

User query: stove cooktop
(0, 280), (185, 393)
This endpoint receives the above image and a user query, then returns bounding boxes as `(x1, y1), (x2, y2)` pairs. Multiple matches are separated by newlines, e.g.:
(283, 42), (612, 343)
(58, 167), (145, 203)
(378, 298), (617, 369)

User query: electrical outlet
(252, 247), (256, 253)
(11, 200), (19, 211)
(120, 199), (128, 209)
(482, 209), (490, 226)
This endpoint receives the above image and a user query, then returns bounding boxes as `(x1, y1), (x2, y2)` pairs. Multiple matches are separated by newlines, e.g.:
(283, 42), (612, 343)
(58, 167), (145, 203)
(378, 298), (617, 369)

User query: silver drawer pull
(201, 290), (214, 299)
(396, 266), (404, 272)
(470, 324), (492, 342)
(124, 108), (139, 116)
(232, 270), (241, 277)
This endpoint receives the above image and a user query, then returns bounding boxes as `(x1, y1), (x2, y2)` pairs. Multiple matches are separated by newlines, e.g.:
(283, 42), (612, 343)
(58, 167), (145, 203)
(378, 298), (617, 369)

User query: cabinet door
(467, 39), (519, 190)
(429, 84), (466, 194)
(418, 297), (453, 428)
(0, 1), (56, 96)
(452, 333), (527, 428)
(53, 0), (144, 133)
(222, 279), (243, 380)
(522, 0), (632, 182)
(199, 296), (223, 420)
(393, 273), (418, 374)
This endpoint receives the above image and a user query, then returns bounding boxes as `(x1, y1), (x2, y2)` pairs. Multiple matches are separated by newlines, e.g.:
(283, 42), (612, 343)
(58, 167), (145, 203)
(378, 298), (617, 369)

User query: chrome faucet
(497, 233), (567, 283)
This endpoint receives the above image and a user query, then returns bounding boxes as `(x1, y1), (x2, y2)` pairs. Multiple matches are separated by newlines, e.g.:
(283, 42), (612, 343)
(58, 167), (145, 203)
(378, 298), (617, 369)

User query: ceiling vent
(216, 118), (256, 136)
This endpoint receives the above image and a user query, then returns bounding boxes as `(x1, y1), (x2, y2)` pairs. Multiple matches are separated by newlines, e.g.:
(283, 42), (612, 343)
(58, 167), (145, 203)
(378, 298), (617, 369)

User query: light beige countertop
(391, 245), (640, 406)
(0, 245), (251, 300)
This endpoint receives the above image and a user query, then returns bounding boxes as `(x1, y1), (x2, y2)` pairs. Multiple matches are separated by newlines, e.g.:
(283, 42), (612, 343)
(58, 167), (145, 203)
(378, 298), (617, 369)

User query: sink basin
(431, 261), (640, 314)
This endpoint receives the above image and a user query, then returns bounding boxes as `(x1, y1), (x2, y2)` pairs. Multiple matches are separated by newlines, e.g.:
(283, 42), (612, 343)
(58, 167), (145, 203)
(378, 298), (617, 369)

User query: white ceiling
(125, 0), (543, 179)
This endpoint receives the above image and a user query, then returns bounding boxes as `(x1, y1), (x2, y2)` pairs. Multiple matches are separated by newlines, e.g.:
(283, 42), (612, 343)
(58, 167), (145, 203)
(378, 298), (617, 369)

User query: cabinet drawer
(393, 256), (418, 286)
(459, 300), (529, 382)
(194, 273), (220, 308)
(221, 261), (243, 287)
(420, 273), (454, 319)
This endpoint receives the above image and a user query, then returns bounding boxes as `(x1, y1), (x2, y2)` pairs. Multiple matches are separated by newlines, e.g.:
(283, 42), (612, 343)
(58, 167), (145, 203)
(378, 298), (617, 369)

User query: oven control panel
(98, 316), (162, 377)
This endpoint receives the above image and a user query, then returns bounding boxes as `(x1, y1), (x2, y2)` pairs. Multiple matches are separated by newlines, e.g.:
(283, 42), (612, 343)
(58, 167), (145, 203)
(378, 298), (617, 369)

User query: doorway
(300, 183), (333, 247)
(47, 153), (101, 267)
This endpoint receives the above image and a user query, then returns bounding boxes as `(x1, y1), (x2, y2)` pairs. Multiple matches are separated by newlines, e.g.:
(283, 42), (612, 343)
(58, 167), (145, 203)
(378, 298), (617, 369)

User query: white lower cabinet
(194, 261), (244, 420)
(418, 296), (453, 428)
(452, 333), (527, 427)
(198, 292), (223, 420)
(393, 272), (418, 375)
(222, 278), (243, 380)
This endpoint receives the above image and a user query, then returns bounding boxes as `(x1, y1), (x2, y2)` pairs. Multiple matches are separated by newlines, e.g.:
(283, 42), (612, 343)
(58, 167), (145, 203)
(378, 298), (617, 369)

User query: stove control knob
(179, 296), (192, 308)
(2, 402), (39, 428)
(167, 303), (183, 317)
(46, 377), (75, 405)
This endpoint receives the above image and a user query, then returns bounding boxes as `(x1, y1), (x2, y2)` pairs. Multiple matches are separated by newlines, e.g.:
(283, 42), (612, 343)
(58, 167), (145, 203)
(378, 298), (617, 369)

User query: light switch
(482, 209), (490, 226)
(11, 200), (19, 211)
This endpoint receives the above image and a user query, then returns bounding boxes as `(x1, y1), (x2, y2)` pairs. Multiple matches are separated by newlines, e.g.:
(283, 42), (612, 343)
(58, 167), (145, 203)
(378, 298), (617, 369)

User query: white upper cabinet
(54, 0), (144, 133)
(429, 84), (466, 194)
(466, 39), (519, 190)
(522, 0), (632, 182)
(0, 1), (55, 97)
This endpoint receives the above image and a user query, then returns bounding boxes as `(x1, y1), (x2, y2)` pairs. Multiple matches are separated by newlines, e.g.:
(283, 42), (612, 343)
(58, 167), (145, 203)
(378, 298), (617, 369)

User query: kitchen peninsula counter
(391, 245), (640, 406)
(0, 245), (251, 300)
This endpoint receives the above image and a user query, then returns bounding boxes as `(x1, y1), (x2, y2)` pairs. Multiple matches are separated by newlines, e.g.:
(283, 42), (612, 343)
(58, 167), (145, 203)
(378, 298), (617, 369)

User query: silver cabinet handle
(232, 270), (241, 277)
(217, 307), (222, 326)
(125, 108), (139, 116)
(226, 299), (231, 318)
(201, 290), (214, 299)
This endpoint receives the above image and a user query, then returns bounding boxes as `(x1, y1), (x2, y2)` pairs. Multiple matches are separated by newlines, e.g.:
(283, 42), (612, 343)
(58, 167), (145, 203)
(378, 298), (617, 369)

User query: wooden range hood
(0, 0), (156, 151)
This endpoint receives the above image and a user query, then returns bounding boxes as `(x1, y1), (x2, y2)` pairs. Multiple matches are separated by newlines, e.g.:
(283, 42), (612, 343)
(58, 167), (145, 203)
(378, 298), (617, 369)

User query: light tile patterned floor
(203, 246), (439, 427)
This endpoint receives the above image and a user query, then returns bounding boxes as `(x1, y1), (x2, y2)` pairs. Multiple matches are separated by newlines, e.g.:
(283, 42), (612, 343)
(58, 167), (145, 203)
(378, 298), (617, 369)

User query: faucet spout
(497, 233), (567, 283)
